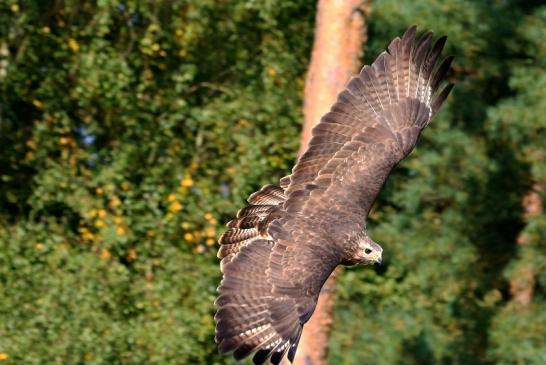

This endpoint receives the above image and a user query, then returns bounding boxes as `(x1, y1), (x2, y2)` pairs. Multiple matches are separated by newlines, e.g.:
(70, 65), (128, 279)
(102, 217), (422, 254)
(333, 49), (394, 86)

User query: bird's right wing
(281, 26), (453, 232)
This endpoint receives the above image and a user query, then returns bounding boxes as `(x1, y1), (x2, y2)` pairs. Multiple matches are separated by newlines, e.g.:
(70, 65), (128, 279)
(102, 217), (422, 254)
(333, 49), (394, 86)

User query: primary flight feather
(215, 26), (454, 365)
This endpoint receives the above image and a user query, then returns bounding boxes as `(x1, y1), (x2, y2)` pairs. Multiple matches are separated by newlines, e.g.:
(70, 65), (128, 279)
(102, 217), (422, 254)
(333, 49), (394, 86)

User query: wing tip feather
(431, 83), (454, 116)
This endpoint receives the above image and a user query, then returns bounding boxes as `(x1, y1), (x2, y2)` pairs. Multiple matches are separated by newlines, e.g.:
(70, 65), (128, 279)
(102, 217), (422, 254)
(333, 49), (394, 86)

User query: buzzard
(215, 26), (453, 365)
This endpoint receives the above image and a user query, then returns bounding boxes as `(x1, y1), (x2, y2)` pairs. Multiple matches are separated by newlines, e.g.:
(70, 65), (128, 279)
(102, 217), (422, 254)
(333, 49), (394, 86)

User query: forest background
(0, 1), (545, 364)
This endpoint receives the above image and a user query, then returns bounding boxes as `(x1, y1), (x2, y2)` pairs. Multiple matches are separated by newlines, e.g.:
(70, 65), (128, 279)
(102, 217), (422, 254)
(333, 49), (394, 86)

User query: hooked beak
(375, 257), (382, 265)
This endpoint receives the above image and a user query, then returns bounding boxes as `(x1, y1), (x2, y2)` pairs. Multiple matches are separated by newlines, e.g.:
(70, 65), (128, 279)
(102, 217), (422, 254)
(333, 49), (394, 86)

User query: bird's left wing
(215, 186), (342, 365)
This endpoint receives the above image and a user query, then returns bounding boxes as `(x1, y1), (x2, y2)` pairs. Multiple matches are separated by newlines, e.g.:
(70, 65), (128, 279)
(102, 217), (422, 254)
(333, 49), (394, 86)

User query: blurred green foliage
(0, 1), (544, 364)
(0, 1), (312, 363)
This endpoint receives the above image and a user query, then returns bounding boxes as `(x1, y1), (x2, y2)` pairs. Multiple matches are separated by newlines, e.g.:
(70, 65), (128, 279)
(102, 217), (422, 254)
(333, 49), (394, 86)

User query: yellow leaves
(0, 352), (8, 361)
(79, 227), (94, 241)
(109, 196), (121, 209)
(140, 24), (166, 56)
(175, 29), (184, 37)
(146, 229), (156, 238)
(116, 226), (126, 236)
(10, 4), (19, 13)
(266, 67), (276, 78)
(169, 201), (182, 213)
(89, 207), (127, 237)
(67, 37), (80, 53)
(100, 249), (110, 260)
(121, 181), (131, 191)
(180, 211), (219, 249)
(204, 212), (217, 225)
(26, 139), (37, 150)
(180, 176), (193, 188)
(126, 248), (137, 261)
(59, 137), (70, 145)
(177, 164), (198, 193)
(176, 212), (219, 248)
(95, 187), (104, 195)
(35, 242), (45, 251)
(166, 193), (183, 214)
(32, 99), (44, 109)
(42, 26), (50, 33)
(204, 226), (216, 238)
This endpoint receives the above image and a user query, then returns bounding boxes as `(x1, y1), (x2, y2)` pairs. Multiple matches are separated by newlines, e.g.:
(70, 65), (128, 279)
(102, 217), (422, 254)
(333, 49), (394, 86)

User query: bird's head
(356, 233), (383, 265)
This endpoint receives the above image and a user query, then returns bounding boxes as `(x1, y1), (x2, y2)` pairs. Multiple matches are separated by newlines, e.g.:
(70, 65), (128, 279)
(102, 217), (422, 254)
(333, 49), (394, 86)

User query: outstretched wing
(282, 26), (453, 232)
(215, 26), (454, 365)
(215, 185), (340, 365)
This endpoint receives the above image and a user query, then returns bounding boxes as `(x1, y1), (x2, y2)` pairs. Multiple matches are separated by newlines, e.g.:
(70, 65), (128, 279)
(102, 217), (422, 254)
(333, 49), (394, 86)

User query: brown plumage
(215, 26), (454, 365)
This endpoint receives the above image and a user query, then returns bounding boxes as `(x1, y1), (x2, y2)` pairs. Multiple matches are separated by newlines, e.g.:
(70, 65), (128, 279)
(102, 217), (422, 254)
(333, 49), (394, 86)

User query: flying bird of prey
(215, 26), (453, 365)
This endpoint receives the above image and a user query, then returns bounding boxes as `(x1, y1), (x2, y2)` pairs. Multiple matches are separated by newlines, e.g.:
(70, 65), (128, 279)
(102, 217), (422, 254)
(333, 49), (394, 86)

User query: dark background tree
(0, 1), (544, 364)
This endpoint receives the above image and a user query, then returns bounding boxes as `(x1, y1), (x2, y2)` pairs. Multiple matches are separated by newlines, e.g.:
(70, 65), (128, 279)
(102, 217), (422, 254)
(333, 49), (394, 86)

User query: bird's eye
(364, 248), (372, 254)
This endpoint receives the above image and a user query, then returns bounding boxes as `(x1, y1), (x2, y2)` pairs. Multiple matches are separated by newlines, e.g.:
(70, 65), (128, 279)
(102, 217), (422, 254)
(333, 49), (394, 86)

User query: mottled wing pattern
(217, 185), (286, 272)
(283, 26), (453, 227)
(216, 185), (340, 364)
(215, 26), (454, 365)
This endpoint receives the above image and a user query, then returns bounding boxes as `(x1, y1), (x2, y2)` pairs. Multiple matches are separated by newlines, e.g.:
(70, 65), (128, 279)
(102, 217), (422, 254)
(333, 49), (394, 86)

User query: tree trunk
(290, 1), (370, 364)
(508, 183), (542, 308)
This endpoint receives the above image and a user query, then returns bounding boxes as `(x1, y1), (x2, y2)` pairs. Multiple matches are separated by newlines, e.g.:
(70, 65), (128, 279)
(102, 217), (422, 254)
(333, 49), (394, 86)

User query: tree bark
(290, 1), (370, 364)
(509, 183), (542, 308)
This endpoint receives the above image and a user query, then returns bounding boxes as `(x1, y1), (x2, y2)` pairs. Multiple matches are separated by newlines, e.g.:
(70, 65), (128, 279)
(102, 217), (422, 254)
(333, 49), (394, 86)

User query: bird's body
(215, 26), (453, 365)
